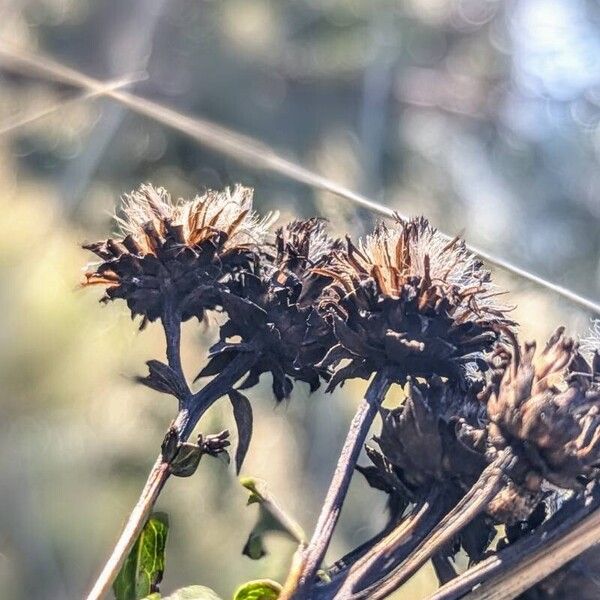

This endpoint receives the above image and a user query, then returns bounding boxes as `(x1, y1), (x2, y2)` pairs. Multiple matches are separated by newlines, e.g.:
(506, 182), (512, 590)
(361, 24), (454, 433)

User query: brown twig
(459, 494), (600, 600)
(0, 73), (144, 137)
(427, 490), (595, 600)
(279, 369), (392, 599)
(333, 488), (448, 599)
(351, 449), (515, 600)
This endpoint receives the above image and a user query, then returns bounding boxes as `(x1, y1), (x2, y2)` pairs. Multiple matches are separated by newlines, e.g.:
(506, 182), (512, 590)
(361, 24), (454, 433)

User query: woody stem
(332, 488), (449, 599)
(354, 449), (516, 600)
(451, 487), (600, 600)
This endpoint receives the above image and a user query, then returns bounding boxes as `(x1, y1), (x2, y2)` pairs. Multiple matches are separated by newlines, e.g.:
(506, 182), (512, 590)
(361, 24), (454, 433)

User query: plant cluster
(83, 184), (600, 600)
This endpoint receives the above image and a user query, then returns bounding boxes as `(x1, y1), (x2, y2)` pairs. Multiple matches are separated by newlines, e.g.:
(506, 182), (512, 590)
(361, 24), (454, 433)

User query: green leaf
(233, 579), (281, 600)
(170, 442), (203, 477)
(113, 512), (169, 600)
(163, 586), (223, 599)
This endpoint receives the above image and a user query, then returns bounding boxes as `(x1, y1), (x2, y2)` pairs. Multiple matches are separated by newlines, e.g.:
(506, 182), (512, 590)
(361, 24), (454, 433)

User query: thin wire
(0, 43), (598, 314)
(0, 73), (146, 137)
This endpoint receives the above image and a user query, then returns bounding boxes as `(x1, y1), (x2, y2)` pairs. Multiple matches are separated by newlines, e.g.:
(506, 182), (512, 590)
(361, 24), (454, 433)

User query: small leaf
(229, 389), (253, 474)
(113, 512), (169, 600)
(163, 586), (223, 600)
(170, 442), (202, 477)
(233, 579), (281, 600)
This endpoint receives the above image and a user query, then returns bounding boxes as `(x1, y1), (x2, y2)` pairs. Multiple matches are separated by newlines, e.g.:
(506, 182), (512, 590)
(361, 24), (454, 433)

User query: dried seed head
(485, 327), (600, 503)
(197, 219), (340, 401)
(83, 184), (276, 325)
(358, 377), (495, 561)
(359, 377), (487, 500)
(316, 216), (512, 389)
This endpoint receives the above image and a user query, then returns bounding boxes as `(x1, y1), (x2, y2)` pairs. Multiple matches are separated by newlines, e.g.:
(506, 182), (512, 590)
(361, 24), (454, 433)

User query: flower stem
(84, 352), (256, 600)
(280, 369), (392, 600)
(355, 449), (515, 600)
(448, 487), (600, 600)
(333, 488), (448, 599)
(84, 416), (182, 600)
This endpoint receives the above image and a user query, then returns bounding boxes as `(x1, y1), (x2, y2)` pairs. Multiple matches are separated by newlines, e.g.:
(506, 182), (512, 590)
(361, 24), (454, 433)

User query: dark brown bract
(83, 184), (275, 325)
(197, 219), (341, 401)
(359, 377), (487, 499)
(484, 328), (600, 517)
(314, 216), (511, 389)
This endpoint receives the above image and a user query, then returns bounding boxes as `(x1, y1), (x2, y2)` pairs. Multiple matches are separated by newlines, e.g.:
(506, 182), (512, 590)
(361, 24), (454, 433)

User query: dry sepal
(83, 184), (276, 325)
(314, 216), (512, 390)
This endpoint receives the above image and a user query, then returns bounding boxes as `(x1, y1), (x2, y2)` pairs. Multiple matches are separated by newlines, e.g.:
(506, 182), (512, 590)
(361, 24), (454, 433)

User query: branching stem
(353, 449), (515, 600)
(85, 348), (256, 600)
(333, 488), (448, 599)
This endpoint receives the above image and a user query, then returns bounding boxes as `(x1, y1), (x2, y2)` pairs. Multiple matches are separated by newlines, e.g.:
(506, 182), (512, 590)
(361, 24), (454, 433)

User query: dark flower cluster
(197, 218), (341, 400)
(358, 377), (487, 502)
(83, 183), (600, 600)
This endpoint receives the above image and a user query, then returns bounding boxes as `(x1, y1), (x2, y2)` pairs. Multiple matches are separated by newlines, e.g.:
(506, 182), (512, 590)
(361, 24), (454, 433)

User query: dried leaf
(137, 360), (187, 400)
(229, 389), (254, 474)
(170, 443), (202, 478)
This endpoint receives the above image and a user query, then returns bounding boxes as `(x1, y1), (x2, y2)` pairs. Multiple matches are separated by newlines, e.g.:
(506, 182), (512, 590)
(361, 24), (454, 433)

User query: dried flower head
(359, 378), (487, 498)
(197, 218), (341, 401)
(315, 216), (511, 389)
(358, 378), (495, 560)
(483, 327), (600, 519)
(83, 184), (276, 325)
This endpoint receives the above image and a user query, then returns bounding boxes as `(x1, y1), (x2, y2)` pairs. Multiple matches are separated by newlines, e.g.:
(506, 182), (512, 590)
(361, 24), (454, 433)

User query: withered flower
(359, 377), (487, 498)
(83, 184), (276, 325)
(314, 216), (511, 389)
(358, 377), (494, 559)
(484, 327), (600, 520)
(197, 218), (341, 401)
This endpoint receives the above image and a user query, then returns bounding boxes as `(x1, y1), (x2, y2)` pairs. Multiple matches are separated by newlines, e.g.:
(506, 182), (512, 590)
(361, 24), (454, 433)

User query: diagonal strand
(0, 43), (598, 314)
(0, 72), (146, 137)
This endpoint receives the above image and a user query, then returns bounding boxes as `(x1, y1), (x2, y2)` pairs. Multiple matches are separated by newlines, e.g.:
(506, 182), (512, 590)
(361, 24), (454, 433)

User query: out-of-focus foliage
(0, 0), (597, 599)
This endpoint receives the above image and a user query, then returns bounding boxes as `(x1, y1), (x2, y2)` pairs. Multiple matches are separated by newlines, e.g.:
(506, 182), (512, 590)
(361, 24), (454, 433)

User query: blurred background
(0, 1), (599, 598)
